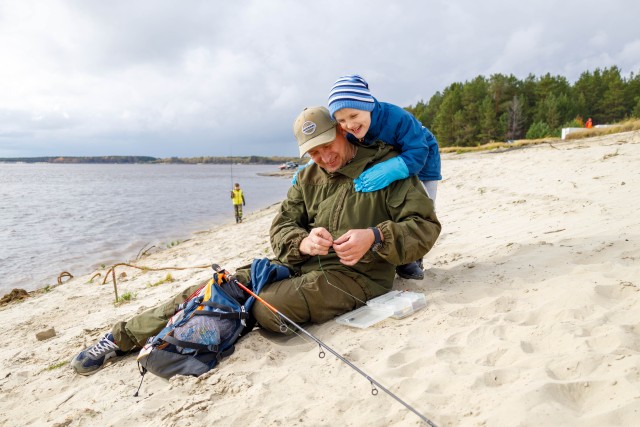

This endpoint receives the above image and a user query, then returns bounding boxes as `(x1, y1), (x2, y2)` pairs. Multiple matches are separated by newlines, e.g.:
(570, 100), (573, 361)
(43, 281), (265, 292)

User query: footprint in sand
(476, 348), (508, 367)
(520, 340), (535, 353)
(447, 306), (482, 318)
(488, 296), (518, 313)
(503, 310), (539, 326)
(594, 282), (638, 302)
(585, 333), (621, 353)
(536, 380), (607, 412)
(545, 355), (603, 381)
(386, 350), (423, 375)
(619, 324), (640, 352)
(435, 346), (463, 361)
(477, 368), (520, 387)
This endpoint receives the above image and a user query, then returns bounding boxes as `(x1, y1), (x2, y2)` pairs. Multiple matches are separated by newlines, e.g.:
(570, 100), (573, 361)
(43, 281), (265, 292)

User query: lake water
(0, 163), (292, 294)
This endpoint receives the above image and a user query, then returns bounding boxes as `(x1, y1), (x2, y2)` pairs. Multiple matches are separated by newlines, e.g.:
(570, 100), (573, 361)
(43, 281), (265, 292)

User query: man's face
(306, 128), (352, 173)
(333, 108), (371, 140)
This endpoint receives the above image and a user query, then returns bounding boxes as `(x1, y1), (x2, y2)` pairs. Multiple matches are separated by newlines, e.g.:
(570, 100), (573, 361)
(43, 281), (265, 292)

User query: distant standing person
(231, 183), (245, 223)
(586, 118), (593, 128)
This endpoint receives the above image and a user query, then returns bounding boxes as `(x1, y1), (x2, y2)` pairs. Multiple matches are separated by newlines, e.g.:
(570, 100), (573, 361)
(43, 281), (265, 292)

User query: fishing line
(269, 254), (381, 342)
(229, 145), (234, 190)
(316, 255), (398, 303)
(316, 256), (366, 305)
(233, 278), (437, 426)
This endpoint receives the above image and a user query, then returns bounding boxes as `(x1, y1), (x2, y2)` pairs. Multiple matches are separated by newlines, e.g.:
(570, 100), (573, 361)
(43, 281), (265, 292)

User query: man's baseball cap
(293, 106), (337, 157)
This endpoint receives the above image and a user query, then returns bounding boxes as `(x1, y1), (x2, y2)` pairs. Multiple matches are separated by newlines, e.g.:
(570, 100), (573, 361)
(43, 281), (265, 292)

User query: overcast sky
(1, 0), (639, 158)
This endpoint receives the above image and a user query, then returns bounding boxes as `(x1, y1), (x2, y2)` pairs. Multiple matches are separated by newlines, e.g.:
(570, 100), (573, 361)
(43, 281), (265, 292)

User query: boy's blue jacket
(347, 98), (442, 181)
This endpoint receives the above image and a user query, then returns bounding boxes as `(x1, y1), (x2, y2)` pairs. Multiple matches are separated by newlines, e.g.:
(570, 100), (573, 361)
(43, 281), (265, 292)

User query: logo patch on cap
(301, 121), (317, 135)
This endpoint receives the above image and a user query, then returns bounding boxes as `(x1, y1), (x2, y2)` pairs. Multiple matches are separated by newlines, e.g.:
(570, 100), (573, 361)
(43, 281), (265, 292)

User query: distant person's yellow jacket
(231, 189), (245, 205)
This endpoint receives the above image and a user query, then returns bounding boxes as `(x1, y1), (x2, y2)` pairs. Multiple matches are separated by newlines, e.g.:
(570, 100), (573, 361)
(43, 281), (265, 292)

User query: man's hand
(300, 227), (334, 256)
(333, 229), (375, 266)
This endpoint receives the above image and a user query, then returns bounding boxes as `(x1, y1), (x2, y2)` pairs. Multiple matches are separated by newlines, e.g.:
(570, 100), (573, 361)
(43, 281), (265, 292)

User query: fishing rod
(232, 278), (438, 426)
(229, 145), (234, 191)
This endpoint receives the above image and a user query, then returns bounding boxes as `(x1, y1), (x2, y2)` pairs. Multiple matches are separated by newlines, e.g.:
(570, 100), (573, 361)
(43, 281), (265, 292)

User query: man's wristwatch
(369, 227), (383, 252)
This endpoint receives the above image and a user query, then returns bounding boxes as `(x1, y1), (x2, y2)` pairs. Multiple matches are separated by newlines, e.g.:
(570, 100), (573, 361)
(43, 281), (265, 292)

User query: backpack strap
(218, 345), (236, 359)
(163, 335), (221, 353)
(199, 300), (239, 312)
(192, 307), (250, 321)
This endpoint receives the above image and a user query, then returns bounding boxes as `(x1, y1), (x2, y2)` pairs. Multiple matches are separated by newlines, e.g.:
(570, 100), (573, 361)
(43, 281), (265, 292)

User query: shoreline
(257, 169), (296, 178)
(0, 163), (293, 297)
(1, 201), (285, 303)
(1, 131), (639, 426)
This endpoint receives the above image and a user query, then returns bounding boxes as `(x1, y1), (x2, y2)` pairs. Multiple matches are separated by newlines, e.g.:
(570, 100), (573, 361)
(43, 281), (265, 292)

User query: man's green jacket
(270, 141), (442, 291)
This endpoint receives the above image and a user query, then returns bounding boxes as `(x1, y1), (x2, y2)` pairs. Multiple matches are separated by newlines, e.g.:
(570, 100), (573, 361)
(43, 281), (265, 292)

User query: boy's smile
(334, 108), (372, 140)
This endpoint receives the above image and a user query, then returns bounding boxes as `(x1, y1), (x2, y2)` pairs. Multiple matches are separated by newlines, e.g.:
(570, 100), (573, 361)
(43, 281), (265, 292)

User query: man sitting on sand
(71, 106), (441, 375)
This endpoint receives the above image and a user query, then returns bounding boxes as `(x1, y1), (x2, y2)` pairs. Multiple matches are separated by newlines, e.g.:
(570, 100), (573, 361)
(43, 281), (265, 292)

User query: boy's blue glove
(291, 159), (314, 184)
(354, 157), (409, 192)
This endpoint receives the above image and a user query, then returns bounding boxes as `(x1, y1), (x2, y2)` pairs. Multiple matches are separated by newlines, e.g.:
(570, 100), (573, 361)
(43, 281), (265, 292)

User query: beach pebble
(36, 328), (56, 341)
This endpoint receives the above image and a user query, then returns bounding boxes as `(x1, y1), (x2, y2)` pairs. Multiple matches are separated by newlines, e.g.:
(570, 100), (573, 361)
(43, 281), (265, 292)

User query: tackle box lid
(366, 290), (427, 319)
(334, 305), (394, 329)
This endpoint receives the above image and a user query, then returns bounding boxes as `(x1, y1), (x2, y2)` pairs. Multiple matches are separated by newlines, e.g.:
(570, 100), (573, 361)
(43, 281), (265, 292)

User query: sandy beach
(1, 130), (639, 426)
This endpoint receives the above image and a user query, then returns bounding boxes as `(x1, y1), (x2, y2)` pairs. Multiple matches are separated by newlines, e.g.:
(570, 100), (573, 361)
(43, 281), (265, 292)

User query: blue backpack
(136, 259), (290, 379)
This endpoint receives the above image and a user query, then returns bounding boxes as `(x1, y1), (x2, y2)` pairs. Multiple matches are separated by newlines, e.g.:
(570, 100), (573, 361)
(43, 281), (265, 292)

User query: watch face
(371, 242), (383, 252)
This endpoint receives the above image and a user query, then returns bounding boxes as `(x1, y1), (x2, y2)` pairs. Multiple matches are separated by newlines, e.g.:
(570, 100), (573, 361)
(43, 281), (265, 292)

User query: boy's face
(333, 108), (371, 140)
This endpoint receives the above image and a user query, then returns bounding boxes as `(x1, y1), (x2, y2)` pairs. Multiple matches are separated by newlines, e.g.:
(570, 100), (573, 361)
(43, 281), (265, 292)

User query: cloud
(619, 39), (640, 72)
(1, 0), (640, 158)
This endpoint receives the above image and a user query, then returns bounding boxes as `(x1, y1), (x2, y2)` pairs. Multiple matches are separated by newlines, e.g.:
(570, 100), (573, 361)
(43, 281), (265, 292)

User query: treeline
(0, 155), (298, 164)
(406, 66), (640, 147)
(0, 156), (157, 163)
(158, 156), (298, 164)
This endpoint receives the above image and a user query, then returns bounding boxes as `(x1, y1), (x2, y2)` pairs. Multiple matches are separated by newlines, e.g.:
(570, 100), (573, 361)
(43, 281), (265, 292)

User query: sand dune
(1, 130), (639, 426)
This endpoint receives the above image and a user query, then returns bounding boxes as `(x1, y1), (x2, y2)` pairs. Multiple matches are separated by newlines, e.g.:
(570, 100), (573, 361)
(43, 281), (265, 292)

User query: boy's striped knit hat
(328, 74), (375, 118)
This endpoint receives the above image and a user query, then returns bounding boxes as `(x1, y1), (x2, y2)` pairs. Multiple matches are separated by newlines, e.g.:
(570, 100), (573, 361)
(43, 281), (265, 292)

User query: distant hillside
(0, 155), (299, 164)
(0, 156), (157, 164)
(157, 156), (299, 164)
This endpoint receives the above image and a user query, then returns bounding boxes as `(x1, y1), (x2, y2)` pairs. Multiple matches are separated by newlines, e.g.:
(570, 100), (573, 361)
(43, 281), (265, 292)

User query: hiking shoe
(71, 333), (126, 376)
(396, 261), (424, 280)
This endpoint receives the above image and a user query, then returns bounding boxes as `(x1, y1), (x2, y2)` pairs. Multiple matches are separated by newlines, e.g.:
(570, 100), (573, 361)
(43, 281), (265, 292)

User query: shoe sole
(71, 353), (127, 376)
(397, 275), (424, 280)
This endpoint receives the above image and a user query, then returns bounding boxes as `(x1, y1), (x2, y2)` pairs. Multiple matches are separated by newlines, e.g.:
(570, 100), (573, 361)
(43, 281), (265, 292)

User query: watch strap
(369, 226), (382, 252)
